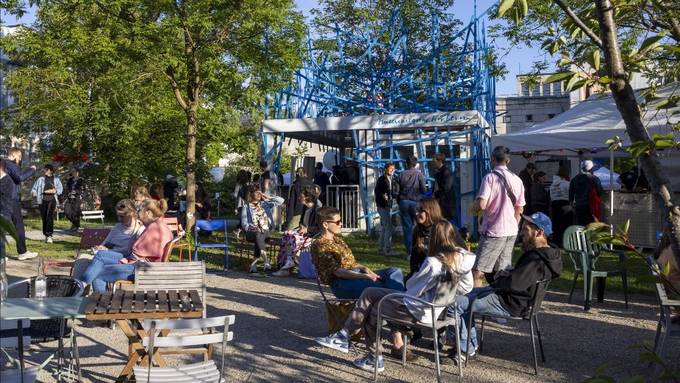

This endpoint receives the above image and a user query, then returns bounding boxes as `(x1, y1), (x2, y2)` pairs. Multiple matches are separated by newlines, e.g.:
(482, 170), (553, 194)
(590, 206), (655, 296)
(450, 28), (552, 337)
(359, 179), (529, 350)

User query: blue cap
(522, 212), (553, 236)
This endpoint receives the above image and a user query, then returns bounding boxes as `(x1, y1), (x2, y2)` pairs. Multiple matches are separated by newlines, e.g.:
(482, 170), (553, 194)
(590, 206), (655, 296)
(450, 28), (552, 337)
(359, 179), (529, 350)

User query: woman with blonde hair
(315, 220), (475, 371)
(131, 185), (151, 213)
(80, 199), (173, 292)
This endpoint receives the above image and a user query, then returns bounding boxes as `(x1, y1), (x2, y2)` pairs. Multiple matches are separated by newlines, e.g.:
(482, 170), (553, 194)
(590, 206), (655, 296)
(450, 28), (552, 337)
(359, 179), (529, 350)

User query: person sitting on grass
(240, 183), (285, 273)
(450, 212), (562, 362)
(311, 206), (404, 299)
(80, 199), (173, 292)
(274, 186), (322, 277)
(314, 220), (472, 372)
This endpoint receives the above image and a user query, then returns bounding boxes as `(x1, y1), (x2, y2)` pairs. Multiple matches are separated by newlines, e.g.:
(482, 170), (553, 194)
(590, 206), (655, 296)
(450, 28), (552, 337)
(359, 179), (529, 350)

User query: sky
(2, 0), (549, 96)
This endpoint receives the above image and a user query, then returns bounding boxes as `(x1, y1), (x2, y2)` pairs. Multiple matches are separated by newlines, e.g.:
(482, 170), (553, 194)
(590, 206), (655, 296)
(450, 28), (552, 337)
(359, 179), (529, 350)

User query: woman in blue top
(240, 183), (284, 273)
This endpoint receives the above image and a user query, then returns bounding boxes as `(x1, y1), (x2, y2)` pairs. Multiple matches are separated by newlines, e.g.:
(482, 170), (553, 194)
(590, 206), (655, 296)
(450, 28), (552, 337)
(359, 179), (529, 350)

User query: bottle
(0, 257), (8, 301)
(35, 257), (47, 299)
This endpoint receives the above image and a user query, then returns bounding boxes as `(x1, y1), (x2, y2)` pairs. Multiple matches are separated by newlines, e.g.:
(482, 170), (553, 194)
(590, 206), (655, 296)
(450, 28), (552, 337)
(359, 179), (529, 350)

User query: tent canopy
(492, 83), (679, 153)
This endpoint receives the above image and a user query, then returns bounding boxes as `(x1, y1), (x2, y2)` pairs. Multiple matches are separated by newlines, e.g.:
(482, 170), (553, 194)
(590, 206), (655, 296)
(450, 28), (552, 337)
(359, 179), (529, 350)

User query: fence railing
(326, 185), (361, 230)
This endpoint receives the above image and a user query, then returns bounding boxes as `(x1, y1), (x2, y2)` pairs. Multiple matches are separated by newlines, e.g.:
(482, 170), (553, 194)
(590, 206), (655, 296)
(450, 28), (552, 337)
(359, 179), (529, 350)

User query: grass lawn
(8, 216), (656, 296)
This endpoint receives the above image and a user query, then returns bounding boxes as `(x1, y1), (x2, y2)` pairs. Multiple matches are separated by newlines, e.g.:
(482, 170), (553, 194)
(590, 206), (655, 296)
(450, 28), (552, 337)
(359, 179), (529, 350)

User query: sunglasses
(326, 219), (342, 225)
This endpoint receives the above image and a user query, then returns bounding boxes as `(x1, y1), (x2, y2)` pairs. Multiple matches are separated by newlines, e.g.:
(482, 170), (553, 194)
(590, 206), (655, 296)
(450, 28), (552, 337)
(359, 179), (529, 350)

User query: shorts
(474, 234), (517, 274)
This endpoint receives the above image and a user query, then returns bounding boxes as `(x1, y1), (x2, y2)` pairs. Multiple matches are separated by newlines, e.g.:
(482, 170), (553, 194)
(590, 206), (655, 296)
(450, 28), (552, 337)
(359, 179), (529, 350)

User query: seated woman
(80, 199), (173, 292)
(96, 199), (145, 255)
(408, 197), (446, 280)
(240, 183), (284, 273)
(194, 181), (211, 220)
(132, 185), (151, 214)
(311, 206), (404, 299)
(315, 220), (474, 372)
(274, 186), (322, 277)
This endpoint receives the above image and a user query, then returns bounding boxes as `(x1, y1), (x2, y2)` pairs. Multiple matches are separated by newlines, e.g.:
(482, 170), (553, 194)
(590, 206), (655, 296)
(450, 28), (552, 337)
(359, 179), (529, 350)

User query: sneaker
(353, 353), (385, 372)
(17, 251), (38, 261)
(46, 236), (53, 244)
(272, 269), (291, 277)
(280, 258), (295, 270)
(447, 348), (476, 365)
(495, 318), (508, 324)
(263, 264), (272, 273)
(314, 331), (349, 353)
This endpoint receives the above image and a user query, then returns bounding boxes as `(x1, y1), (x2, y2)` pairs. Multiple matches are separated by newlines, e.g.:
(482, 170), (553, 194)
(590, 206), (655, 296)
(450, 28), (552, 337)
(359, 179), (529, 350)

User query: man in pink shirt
(472, 146), (525, 287)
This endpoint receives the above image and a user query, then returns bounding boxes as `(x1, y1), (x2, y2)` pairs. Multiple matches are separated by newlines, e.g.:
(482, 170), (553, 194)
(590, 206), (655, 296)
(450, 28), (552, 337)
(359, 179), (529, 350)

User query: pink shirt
(131, 219), (174, 262)
(477, 165), (526, 237)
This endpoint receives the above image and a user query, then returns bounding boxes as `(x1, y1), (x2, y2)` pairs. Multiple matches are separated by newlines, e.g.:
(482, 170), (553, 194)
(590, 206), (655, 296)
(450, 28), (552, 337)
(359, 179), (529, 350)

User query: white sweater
(550, 176), (570, 201)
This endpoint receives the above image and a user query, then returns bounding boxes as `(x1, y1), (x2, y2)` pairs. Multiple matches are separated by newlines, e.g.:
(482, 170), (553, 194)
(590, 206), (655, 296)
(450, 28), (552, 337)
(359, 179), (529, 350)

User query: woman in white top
(314, 220), (474, 372)
(549, 167), (573, 244)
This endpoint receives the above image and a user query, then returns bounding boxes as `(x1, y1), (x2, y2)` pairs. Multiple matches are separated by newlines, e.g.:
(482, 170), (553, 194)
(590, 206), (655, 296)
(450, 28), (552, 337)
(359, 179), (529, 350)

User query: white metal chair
(133, 315), (235, 383)
(374, 273), (462, 382)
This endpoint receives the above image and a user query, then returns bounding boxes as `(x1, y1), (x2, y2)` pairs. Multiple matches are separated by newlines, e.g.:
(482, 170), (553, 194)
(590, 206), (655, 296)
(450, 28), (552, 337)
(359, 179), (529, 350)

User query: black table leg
(17, 319), (25, 383)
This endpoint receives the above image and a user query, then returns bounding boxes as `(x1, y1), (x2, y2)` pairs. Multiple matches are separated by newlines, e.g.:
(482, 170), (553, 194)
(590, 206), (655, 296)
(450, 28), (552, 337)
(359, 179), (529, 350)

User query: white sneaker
(280, 258), (295, 270)
(17, 251), (38, 260)
(46, 236), (53, 243)
(263, 264), (272, 272)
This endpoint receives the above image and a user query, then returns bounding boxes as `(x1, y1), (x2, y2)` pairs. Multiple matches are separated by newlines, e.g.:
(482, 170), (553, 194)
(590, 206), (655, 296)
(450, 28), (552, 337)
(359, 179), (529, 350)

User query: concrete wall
(495, 95), (571, 135)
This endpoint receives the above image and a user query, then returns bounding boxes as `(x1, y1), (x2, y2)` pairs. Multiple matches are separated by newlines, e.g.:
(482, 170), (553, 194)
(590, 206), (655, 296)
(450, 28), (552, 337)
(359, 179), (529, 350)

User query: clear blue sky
(2, 0), (547, 95)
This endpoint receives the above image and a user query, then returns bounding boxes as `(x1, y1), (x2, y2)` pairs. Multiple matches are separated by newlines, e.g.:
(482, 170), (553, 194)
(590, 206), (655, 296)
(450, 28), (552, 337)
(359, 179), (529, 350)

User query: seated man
(451, 212), (562, 360)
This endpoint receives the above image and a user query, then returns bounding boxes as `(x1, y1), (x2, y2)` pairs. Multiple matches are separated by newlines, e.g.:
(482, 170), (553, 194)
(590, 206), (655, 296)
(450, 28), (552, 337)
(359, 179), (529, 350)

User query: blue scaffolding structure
(262, 6), (496, 233)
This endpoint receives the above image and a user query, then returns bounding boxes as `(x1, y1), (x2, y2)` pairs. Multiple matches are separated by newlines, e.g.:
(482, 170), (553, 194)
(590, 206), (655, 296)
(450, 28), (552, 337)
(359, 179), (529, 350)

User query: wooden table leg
(115, 319), (143, 382)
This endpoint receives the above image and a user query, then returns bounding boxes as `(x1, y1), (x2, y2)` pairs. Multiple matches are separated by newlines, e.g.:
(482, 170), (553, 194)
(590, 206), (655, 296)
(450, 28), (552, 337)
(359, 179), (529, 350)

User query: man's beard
(521, 236), (535, 252)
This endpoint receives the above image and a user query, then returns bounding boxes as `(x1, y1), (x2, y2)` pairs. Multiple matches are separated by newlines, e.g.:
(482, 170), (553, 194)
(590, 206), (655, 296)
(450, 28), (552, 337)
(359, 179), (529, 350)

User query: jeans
(398, 200), (418, 257)
(449, 287), (511, 353)
(246, 230), (271, 266)
(331, 267), (405, 299)
(40, 199), (57, 237)
(377, 207), (393, 253)
(81, 250), (135, 292)
(10, 202), (27, 254)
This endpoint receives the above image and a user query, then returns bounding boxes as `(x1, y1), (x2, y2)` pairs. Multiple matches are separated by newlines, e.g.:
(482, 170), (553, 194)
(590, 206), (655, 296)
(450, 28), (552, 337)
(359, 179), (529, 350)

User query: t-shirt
(130, 219), (173, 262)
(477, 165), (525, 237)
(103, 221), (145, 256)
(43, 176), (56, 201)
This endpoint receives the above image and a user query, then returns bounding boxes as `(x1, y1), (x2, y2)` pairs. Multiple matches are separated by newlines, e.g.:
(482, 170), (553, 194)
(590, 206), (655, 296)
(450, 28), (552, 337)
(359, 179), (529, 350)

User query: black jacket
(4, 159), (36, 201)
(286, 177), (313, 224)
(569, 173), (602, 208)
(0, 175), (15, 216)
(374, 174), (394, 209)
(530, 183), (550, 215)
(433, 165), (456, 218)
(493, 246), (562, 317)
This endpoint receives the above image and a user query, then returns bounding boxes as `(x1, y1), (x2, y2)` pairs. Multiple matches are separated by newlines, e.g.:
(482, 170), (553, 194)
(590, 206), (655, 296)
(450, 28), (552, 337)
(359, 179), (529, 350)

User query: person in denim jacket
(240, 183), (284, 273)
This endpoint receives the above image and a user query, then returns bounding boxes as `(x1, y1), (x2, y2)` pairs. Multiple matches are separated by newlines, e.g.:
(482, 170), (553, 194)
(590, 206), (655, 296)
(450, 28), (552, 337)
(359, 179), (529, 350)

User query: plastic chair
(162, 216), (191, 262)
(193, 219), (229, 271)
(134, 315), (235, 383)
(373, 273), (462, 382)
(563, 225), (628, 310)
(44, 227), (111, 275)
(466, 279), (551, 375)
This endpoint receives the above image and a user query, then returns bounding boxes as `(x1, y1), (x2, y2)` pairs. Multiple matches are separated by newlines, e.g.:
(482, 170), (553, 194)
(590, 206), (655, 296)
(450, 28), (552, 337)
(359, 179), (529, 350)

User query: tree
(1, 0), (305, 230)
(495, 0), (680, 268)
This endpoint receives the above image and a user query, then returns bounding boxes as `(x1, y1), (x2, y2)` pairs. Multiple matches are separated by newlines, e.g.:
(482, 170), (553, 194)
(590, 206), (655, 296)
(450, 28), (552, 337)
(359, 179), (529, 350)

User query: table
(84, 289), (203, 382)
(0, 297), (86, 382)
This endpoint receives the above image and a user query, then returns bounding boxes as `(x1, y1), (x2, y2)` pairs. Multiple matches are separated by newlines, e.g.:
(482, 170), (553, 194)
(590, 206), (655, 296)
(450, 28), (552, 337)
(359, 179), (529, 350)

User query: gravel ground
(3, 257), (678, 383)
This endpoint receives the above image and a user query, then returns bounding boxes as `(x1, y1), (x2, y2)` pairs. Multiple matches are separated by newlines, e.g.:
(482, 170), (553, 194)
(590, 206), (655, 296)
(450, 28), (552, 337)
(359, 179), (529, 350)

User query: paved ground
(3, 257), (679, 382)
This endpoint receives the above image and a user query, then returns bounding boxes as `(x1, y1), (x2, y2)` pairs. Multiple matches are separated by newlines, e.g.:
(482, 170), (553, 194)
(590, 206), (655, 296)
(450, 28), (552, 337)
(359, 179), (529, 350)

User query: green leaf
(498, 0), (516, 17)
(623, 219), (630, 235)
(662, 260), (671, 276)
(655, 96), (678, 110)
(621, 376), (645, 383)
(519, 0), (528, 17)
(544, 71), (574, 84)
(592, 50), (600, 71)
(639, 34), (665, 54)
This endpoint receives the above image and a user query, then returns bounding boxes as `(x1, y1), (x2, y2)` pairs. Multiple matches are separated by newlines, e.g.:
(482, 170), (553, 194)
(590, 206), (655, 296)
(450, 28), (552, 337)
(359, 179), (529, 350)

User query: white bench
(81, 210), (105, 224)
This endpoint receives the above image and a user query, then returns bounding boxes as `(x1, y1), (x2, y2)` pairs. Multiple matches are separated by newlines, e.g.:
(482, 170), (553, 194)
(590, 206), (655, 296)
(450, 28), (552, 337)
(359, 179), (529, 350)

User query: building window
(531, 86), (540, 97)
(521, 83), (530, 96)
(526, 114), (533, 122)
(553, 82), (562, 96)
(502, 115), (511, 123)
(548, 113), (555, 119)
(542, 83), (551, 96)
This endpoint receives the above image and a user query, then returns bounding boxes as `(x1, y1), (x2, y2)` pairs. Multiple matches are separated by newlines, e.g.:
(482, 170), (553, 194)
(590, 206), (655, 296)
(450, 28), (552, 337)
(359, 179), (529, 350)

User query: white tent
(492, 83), (680, 153)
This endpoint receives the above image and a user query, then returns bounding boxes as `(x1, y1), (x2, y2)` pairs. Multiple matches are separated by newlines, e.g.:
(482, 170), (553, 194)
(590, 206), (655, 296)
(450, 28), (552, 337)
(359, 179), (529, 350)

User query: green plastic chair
(562, 225), (629, 310)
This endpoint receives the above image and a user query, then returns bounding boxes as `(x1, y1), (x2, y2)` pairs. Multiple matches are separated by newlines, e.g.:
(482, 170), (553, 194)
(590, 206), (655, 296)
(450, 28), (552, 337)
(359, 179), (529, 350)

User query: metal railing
(326, 185), (361, 230)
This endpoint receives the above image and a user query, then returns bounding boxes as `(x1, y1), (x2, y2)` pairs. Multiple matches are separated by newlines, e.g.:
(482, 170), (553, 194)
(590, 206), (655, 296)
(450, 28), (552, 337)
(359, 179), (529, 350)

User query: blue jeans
(449, 287), (511, 353)
(81, 250), (135, 293)
(398, 200), (418, 256)
(331, 267), (405, 299)
(377, 207), (393, 253)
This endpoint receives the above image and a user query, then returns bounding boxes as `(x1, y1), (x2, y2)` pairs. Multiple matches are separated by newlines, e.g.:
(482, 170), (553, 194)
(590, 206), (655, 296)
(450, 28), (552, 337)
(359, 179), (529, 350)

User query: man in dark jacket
(374, 162), (396, 256)
(313, 162), (331, 204)
(451, 212), (562, 358)
(285, 167), (313, 230)
(432, 153), (457, 221)
(518, 162), (536, 214)
(394, 156), (427, 259)
(569, 160), (603, 225)
(3, 148), (38, 260)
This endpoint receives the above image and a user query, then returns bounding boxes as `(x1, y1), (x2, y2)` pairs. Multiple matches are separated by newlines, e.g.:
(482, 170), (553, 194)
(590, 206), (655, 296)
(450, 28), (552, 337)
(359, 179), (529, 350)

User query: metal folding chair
(193, 219), (229, 271)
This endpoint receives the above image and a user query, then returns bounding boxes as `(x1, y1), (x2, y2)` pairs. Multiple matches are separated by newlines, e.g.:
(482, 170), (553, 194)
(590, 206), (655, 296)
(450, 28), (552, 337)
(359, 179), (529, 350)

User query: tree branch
(552, 0), (604, 50)
(164, 66), (188, 111)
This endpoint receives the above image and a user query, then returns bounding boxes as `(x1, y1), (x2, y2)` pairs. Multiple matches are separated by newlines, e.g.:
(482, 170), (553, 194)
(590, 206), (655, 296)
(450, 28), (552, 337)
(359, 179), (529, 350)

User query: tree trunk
(184, 105), (197, 233)
(595, 0), (680, 268)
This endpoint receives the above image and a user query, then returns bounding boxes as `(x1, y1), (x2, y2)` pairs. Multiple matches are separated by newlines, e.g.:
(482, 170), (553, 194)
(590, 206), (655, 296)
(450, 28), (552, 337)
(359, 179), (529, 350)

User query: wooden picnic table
(84, 289), (203, 382)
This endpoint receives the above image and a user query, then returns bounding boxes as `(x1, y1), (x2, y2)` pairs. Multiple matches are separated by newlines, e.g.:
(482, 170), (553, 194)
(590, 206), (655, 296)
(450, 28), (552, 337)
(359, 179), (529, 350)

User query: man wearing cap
(472, 146), (525, 288)
(449, 212), (563, 360)
(569, 160), (603, 226)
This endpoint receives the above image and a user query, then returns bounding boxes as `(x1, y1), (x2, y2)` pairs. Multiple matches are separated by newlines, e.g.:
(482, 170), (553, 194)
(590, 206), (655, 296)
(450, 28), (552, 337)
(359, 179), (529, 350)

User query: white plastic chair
(133, 315), (235, 383)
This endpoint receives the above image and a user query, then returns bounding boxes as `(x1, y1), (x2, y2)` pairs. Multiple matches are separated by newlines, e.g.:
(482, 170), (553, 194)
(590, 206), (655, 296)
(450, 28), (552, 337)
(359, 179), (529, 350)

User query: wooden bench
(81, 210), (105, 224)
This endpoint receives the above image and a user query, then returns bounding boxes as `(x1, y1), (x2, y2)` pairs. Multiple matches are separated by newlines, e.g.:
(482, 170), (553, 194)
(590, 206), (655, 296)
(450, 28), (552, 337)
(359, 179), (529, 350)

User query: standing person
(518, 162), (536, 214)
(313, 162), (331, 205)
(530, 171), (550, 215)
(374, 162), (396, 256)
(432, 153), (457, 222)
(232, 170), (251, 240)
(408, 197), (445, 278)
(31, 164), (63, 244)
(240, 184), (284, 273)
(163, 175), (179, 210)
(194, 182), (211, 220)
(258, 160), (279, 196)
(64, 168), (84, 232)
(471, 146), (525, 287)
(4, 148), (38, 260)
(394, 156), (427, 259)
(285, 167), (312, 230)
(0, 159), (17, 259)
(550, 167), (572, 244)
(569, 160), (603, 226)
